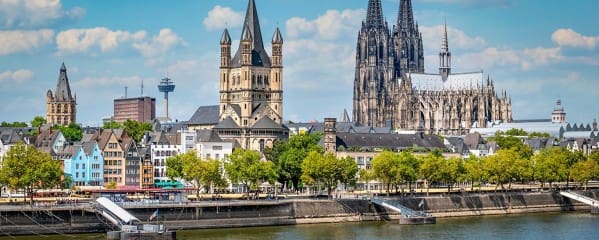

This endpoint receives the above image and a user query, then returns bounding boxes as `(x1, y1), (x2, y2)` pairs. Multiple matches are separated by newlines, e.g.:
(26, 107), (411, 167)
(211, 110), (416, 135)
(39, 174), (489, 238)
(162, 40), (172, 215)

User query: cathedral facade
(215, 0), (288, 151)
(353, 0), (512, 135)
(46, 63), (76, 126)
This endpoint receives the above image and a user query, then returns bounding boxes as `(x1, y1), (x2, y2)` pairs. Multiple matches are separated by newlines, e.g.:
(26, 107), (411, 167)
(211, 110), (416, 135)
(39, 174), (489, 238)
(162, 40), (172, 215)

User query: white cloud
(203, 5), (243, 31)
(0, 0), (85, 29)
(56, 27), (146, 53)
(0, 29), (54, 55)
(455, 47), (562, 71)
(420, 25), (486, 51)
(132, 28), (186, 59)
(0, 69), (34, 83)
(551, 28), (599, 49)
(285, 9), (364, 40)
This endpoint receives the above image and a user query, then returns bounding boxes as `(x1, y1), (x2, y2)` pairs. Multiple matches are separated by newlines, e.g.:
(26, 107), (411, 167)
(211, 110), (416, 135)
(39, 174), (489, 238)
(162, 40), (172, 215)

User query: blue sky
(1, 0), (598, 127)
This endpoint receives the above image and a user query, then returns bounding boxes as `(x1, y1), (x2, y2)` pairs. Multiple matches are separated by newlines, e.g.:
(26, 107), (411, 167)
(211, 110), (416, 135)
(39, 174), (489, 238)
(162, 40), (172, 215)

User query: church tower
(219, 0), (283, 126)
(353, 0), (395, 127)
(46, 62), (76, 126)
(551, 98), (566, 123)
(216, 0), (287, 151)
(393, 0), (424, 74)
(439, 22), (451, 81)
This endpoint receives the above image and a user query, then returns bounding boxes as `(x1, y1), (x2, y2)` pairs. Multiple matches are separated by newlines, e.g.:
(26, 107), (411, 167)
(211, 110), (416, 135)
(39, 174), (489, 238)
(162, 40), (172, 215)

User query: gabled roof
(0, 128), (24, 145)
(53, 62), (74, 101)
(407, 72), (486, 91)
(252, 117), (285, 129)
(214, 116), (240, 129)
(188, 105), (220, 125)
(82, 141), (97, 155)
(334, 133), (446, 150)
(197, 129), (223, 142)
(463, 133), (484, 150)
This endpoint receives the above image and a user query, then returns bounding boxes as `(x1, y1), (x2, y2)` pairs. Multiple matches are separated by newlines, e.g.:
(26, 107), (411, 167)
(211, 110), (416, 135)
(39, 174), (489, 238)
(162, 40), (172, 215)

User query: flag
(149, 209), (159, 221)
(418, 199), (425, 208)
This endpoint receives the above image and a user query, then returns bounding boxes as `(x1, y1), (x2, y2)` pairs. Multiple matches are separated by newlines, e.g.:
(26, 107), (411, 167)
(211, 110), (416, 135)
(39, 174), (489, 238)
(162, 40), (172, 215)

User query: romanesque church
(353, 0), (512, 135)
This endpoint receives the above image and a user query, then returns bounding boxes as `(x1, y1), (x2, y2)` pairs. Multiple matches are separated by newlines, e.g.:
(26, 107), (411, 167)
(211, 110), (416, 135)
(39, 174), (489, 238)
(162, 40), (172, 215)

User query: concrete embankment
(0, 190), (597, 235)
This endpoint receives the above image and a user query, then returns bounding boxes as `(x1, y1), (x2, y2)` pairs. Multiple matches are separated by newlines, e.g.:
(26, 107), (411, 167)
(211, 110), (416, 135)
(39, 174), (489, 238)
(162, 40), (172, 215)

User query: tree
(0, 121), (28, 127)
(439, 157), (465, 193)
(123, 120), (153, 142)
(484, 149), (531, 190)
(301, 151), (356, 199)
(56, 122), (83, 142)
(570, 160), (599, 190)
(532, 148), (568, 188)
(166, 154), (185, 180)
(103, 121), (123, 129)
(463, 154), (486, 191)
(370, 151), (400, 195)
(358, 168), (374, 193)
(396, 151), (420, 193)
(338, 156), (358, 191)
(0, 142), (62, 204)
(225, 149), (277, 197)
(31, 116), (46, 127)
(265, 133), (322, 191)
(419, 152), (445, 195)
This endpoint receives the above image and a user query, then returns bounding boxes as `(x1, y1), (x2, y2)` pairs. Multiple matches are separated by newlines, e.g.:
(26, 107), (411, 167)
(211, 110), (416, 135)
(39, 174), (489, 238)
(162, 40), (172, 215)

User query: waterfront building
(46, 63), (76, 126)
(215, 0), (288, 151)
(89, 130), (127, 186)
(113, 96), (156, 123)
(123, 138), (142, 188)
(146, 132), (180, 183)
(58, 140), (103, 187)
(139, 146), (154, 189)
(35, 129), (67, 159)
(353, 0), (511, 134)
(0, 128), (28, 163)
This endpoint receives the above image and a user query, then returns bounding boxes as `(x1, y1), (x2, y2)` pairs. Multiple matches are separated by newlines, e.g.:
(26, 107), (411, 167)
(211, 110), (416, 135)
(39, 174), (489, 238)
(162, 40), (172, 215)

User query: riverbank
(0, 190), (597, 236)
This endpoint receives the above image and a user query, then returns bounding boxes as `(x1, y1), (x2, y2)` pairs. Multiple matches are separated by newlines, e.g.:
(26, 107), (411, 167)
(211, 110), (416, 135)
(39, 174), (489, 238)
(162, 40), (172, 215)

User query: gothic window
(265, 76), (269, 85)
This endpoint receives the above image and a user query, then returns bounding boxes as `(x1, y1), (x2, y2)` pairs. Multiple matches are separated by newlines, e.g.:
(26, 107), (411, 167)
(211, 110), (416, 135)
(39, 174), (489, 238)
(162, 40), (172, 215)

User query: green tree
(358, 168), (374, 193)
(301, 151), (356, 199)
(370, 151), (400, 195)
(0, 142), (62, 204)
(528, 132), (551, 138)
(439, 157), (465, 193)
(123, 120), (153, 142)
(396, 151), (420, 193)
(504, 128), (528, 136)
(419, 152), (445, 195)
(225, 149), (278, 197)
(56, 122), (83, 142)
(532, 148), (568, 188)
(463, 154), (486, 191)
(103, 121), (124, 129)
(338, 156), (358, 191)
(265, 133), (322, 191)
(0, 121), (28, 127)
(166, 154), (185, 180)
(30, 116), (46, 127)
(484, 148), (531, 190)
(570, 159), (599, 190)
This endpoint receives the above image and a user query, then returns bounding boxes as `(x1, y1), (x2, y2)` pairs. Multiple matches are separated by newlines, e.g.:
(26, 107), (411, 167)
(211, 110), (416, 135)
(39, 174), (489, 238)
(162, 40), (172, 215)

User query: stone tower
(219, 0), (283, 127)
(46, 62), (76, 126)
(393, 0), (424, 74)
(215, 0), (288, 151)
(324, 118), (337, 153)
(353, 0), (395, 127)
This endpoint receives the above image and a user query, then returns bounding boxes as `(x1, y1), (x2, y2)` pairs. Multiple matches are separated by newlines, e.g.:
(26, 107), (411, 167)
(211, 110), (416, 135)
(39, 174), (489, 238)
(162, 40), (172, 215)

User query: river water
(1, 212), (597, 240)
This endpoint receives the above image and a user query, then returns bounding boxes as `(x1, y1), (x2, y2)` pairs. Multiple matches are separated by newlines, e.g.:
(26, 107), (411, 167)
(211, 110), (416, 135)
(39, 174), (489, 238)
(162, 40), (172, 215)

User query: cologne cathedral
(353, 0), (512, 135)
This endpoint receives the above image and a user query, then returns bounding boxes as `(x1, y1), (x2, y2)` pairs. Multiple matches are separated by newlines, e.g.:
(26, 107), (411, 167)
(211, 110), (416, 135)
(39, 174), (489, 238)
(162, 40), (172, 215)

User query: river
(1, 212), (597, 240)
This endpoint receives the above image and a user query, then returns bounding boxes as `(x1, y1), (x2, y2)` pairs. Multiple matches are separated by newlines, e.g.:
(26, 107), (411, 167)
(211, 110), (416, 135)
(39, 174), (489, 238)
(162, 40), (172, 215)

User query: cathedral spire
(231, 0), (271, 67)
(439, 21), (451, 81)
(398, 0), (415, 31)
(366, 0), (385, 28)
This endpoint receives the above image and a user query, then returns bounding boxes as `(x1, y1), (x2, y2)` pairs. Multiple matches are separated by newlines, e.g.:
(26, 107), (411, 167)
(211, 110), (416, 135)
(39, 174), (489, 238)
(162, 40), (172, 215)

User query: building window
(76, 163), (79, 169)
(212, 146), (222, 150)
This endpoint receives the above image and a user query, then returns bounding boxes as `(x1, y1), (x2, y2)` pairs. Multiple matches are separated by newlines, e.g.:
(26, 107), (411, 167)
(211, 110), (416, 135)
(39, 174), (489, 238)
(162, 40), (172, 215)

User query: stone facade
(215, 0), (288, 151)
(353, 0), (511, 135)
(46, 63), (76, 126)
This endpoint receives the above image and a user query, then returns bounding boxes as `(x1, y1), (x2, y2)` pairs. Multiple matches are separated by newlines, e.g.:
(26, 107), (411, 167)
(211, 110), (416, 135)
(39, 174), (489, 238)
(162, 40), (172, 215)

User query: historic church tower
(353, 0), (395, 127)
(216, 0), (287, 151)
(46, 63), (76, 126)
(393, 0), (424, 74)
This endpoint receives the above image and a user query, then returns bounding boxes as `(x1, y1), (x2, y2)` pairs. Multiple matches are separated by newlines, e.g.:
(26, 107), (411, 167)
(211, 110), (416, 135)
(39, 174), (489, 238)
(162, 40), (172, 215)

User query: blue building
(59, 141), (103, 187)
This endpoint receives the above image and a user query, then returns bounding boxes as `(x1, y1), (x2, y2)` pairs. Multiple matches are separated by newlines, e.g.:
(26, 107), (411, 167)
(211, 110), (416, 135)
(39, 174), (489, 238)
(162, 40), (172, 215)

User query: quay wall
(0, 190), (597, 235)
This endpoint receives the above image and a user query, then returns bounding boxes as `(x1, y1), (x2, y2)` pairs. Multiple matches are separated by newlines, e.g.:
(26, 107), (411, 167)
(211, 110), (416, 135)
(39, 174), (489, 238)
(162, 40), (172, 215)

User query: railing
(560, 191), (599, 207)
(371, 197), (432, 218)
